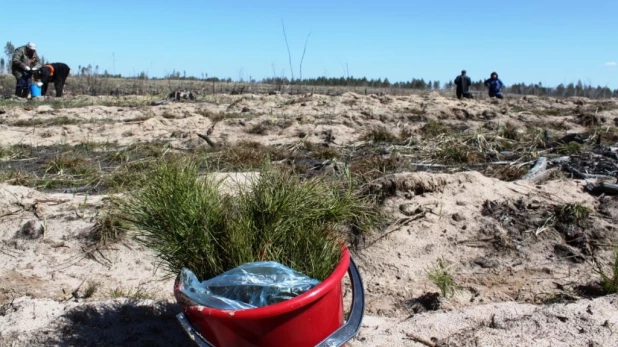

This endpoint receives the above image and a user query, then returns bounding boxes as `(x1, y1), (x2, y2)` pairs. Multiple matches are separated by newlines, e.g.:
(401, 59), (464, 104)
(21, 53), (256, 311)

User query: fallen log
(521, 157), (547, 180)
(585, 182), (618, 195)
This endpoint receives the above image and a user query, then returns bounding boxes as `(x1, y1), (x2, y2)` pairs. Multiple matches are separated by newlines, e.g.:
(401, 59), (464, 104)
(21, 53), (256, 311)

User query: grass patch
(88, 212), (127, 246)
(349, 154), (401, 182)
(595, 248), (618, 294)
(246, 121), (271, 135)
(420, 120), (452, 137)
(12, 116), (81, 127)
(535, 108), (562, 116)
(488, 165), (527, 181)
(434, 143), (482, 164)
(498, 122), (521, 141)
(554, 203), (591, 226)
(360, 126), (400, 143)
(199, 141), (289, 171)
(44, 153), (96, 176)
(427, 257), (457, 298)
(83, 281), (99, 299)
(118, 159), (384, 281)
(558, 142), (583, 155)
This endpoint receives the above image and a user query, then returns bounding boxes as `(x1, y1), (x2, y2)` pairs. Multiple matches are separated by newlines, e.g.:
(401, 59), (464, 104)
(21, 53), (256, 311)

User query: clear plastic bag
(179, 262), (320, 310)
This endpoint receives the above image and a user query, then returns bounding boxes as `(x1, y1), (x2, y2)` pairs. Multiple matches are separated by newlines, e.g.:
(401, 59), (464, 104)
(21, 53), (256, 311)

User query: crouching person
(36, 63), (71, 97)
(11, 42), (39, 97)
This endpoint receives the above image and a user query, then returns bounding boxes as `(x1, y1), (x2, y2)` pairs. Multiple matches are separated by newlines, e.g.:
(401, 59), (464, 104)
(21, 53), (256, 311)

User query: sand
(1, 92), (618, 346)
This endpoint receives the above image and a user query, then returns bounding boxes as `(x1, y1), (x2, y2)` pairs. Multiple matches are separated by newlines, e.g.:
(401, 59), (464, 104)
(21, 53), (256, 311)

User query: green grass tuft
(427, 257), (457, 298)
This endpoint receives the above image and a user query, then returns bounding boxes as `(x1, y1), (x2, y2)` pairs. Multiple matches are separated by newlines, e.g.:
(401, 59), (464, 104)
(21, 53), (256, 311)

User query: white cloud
(604, 61), (617, 66)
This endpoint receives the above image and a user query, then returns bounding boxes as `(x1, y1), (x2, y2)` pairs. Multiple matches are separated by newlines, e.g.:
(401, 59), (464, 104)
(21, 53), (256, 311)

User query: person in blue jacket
(484, 72), (504, 99)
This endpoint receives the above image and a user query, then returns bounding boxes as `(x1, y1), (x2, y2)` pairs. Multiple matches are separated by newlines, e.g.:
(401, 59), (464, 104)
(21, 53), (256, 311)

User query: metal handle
(176, 257), (365, 347)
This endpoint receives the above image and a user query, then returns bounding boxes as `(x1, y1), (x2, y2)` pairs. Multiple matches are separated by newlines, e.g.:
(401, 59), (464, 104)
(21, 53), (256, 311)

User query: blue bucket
(30, 83), (42, 97)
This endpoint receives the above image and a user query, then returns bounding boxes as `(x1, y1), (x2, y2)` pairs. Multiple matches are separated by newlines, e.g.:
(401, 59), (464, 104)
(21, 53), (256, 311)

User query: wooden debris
(197, 133), (218, 148)
(405, 333), (437, 347)
(585, 182), (618, 195)
(562, 164), (615, 180)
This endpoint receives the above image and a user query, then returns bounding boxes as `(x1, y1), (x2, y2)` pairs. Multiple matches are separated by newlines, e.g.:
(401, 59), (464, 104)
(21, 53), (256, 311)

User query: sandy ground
(1, 92), (618, 346)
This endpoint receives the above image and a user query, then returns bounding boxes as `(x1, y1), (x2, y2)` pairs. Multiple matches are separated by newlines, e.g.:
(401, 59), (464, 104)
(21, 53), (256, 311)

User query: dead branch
(562, 164), (615, 180)
(521, 157), (547, 180)
(405, 333), (437, 347)
(197, 133), (218, 148)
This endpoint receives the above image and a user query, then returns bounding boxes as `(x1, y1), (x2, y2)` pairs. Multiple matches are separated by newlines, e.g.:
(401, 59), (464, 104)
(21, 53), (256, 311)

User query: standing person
(454, 70), (473, 99)
(11, 42), (40, 97)
(484, 72), (504, 99)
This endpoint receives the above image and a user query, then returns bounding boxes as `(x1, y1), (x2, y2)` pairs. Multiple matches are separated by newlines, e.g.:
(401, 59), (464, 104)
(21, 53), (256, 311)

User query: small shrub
(427, 258), (457, 298)
(554, 203), (590, 226)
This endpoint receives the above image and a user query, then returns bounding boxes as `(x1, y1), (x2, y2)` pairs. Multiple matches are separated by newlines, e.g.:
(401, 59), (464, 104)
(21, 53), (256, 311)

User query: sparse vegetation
(12, 116), (81, 127)
(427, 257), (457, 298)
(558, 142), (583, 155)
(88, 212), (127, 246)
(595, 248), (618, 294)
(554, 203), (591, 226)
(83, 281), (99, 299)
(361, 126), (400, 143)
(420, 120), (452, 137)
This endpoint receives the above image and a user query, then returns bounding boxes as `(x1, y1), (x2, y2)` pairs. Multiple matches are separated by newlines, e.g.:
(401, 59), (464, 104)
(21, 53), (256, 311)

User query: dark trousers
(489, 92), (504, 99)
(15, 72), (31, 98)
(456, 89), (473, 99)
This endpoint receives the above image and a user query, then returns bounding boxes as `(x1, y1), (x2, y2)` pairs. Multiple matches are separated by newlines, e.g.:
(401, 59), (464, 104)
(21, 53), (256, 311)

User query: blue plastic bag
(179, 262), (320, 310)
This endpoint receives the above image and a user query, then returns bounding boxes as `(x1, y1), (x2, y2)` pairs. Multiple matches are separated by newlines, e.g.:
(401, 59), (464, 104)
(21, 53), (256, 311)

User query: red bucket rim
(177, 245), (351, 319)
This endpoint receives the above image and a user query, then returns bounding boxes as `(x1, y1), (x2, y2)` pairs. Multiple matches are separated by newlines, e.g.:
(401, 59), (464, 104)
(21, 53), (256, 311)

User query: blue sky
(1, 0), (617, 88)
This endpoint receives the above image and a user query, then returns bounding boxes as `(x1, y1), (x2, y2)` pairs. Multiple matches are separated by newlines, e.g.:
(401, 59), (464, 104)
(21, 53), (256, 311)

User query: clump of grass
(554, 203), (591, 226)
(88, 212), (127, 246)
(361, 126), (400, 143)
(246, 121), (271, 135)
(311, 147), (341, 160)
(201, 141), (289, 171)
(420, 120), (452, 137)
(118, 159), (384, 281)
(558, 142), (583, 155)
(498, 122), (520, 141)
(535, 108), (561, 116)
(83, 281), (99, 299)
(349, 154), (401, 182)
(595, 248), (618, 294)
(427, 257), (457, 298)
(488, 165), (527, 181)
(434, 143), (482, 164)
(44, 153), (95, 176)
(109, 286), (155, 300)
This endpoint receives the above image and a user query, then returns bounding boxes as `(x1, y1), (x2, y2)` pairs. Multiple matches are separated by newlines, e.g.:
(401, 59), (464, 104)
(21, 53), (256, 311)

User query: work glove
(24, 66), (31, 71)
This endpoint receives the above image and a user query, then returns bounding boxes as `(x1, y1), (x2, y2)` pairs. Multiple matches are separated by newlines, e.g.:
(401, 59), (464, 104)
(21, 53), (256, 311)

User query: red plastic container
(175, 247), (352, 347)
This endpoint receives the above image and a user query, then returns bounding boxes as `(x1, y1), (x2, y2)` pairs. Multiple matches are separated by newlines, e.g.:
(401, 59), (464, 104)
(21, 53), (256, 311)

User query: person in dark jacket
(454, 70), (473, 99)
(484, 72), (504, 99)
(35, 63), (71, 97)
(11, 42), (40, 97)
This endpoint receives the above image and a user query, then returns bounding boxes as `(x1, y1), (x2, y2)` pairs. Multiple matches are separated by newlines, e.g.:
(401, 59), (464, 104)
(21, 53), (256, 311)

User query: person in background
(484, 72), (504, 99)
(11, 42), (40, 97)
(454, 70), (473, 99)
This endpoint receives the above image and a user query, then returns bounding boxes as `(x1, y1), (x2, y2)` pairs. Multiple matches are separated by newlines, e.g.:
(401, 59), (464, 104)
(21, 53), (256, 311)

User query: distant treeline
(67, 65), (618, 99)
